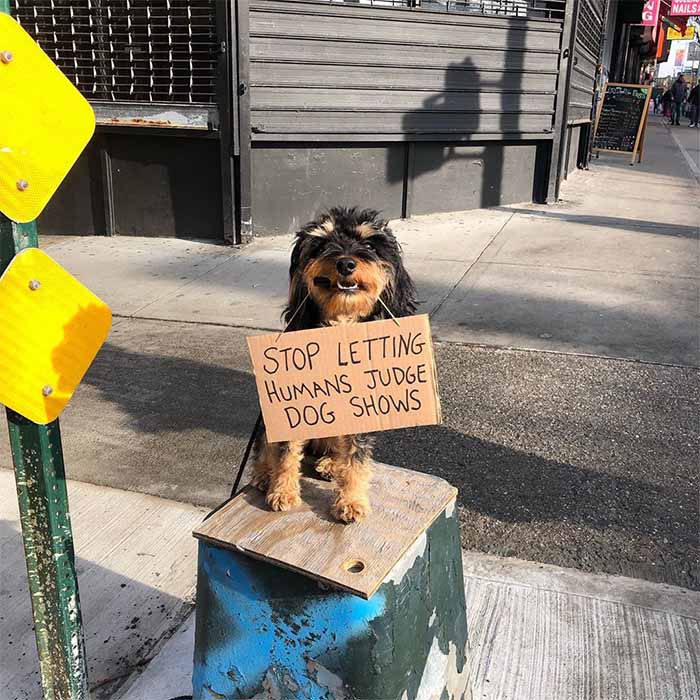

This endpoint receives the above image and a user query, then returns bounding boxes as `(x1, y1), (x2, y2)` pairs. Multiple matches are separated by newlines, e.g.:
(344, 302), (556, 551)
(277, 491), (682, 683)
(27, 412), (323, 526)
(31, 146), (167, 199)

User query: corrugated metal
(10, 0), (218, 105)
(567, 0), (604, 123)
(249, 0), (564, 140)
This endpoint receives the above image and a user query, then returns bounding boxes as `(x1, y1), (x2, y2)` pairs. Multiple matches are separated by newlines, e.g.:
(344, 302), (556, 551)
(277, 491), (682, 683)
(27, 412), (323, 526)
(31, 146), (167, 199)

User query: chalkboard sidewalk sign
(593, 83), (652, 165)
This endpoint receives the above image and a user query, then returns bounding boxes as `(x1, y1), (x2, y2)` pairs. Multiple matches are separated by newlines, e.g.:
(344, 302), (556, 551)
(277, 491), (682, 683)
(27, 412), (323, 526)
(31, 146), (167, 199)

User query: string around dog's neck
(377, 297), (400, 327)
(275, 291), (310, 342)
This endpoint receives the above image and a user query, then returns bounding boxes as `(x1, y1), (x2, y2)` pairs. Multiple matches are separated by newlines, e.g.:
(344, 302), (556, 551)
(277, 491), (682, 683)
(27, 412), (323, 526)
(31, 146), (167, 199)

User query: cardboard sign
(247, 314), (441, 443)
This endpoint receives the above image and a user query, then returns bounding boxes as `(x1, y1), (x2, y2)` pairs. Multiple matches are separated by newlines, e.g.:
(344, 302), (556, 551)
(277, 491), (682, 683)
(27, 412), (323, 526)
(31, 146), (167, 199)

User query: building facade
(12, 0), (608, 242)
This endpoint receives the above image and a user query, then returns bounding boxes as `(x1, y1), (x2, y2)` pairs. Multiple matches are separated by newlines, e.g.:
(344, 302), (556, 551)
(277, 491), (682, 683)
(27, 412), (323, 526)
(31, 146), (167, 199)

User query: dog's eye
(363, 240), (375, 250)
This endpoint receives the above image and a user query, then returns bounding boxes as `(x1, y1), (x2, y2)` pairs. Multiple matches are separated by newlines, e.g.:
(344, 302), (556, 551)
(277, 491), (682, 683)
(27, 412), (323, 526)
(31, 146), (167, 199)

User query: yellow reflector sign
(0, 249), (111, 424)
(0, 14), (95, 223)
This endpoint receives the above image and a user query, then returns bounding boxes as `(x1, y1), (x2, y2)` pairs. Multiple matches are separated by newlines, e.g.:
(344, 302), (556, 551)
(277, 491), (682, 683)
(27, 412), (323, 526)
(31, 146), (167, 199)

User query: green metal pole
(1, 5), (90, 698)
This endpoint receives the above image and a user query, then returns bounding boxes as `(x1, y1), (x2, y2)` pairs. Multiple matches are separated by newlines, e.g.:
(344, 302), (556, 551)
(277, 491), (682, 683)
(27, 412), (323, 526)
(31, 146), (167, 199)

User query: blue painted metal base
(193, 503), (470, 700)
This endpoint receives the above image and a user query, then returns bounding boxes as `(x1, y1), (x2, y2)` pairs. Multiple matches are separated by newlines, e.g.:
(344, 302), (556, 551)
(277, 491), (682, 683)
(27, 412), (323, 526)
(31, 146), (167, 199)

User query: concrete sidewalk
(40, 121), (698, 366)
(11, 117), (695, 589)
(2, 471), (699, 700)
(0, 118), (697, 697)
(120, 550), (700, 700)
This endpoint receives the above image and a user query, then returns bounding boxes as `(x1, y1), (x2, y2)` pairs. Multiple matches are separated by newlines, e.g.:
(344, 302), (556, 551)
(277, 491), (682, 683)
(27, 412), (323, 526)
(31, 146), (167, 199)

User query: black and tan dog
(252, 207), (417, 523)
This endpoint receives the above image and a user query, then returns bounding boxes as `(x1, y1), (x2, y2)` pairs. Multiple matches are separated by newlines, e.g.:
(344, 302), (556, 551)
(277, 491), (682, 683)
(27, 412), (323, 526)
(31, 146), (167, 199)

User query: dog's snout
(336, 257), (357, 277)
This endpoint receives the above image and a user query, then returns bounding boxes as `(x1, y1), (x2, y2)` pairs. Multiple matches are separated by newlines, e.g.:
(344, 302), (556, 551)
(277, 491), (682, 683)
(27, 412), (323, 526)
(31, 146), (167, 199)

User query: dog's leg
(318, 436), (373, 523)
(251, 429), (274, 490)
(266, 439), (306, 512)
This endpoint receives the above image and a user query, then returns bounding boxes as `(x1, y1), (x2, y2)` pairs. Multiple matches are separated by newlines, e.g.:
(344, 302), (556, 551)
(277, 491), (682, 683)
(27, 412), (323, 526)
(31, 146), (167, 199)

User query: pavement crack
(429, 211), (515, 319)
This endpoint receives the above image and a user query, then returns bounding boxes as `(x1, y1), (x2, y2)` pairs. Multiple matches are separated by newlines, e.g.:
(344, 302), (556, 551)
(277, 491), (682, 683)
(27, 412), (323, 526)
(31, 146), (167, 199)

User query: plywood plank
(251, 87), (556, 114)
(193, 462), (457, 599)
(251, 63), (559, 93)
(250, 13), (562, 51)
(251, 110), (552, 135)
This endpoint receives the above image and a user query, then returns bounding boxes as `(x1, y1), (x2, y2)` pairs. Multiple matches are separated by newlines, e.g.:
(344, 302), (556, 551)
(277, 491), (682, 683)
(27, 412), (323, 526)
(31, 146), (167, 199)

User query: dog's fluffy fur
(252, 207), (417, 522)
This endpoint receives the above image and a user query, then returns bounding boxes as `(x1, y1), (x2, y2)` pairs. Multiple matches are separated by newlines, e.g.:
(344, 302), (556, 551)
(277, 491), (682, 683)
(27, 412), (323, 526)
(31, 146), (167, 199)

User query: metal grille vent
(326, 0), (565, 20)
(10, 0), (218, 104)
(576, 0), (602, 60)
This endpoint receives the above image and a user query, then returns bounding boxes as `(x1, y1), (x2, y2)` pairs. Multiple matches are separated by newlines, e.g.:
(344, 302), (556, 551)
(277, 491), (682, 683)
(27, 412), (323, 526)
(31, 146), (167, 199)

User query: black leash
(230, 411), (263, 498)
(204, 296), (310, 522)
(203, 411), (263, 521)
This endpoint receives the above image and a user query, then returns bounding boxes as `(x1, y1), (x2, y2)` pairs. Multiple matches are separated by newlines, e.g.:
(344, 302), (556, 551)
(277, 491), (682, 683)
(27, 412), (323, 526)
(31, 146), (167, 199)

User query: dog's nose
(336, 257), (357, 277)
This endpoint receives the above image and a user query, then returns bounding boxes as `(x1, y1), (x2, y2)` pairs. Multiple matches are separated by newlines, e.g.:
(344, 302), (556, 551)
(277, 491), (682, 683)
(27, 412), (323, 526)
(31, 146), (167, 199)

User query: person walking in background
(662, 87), (674, 123)
(652, 85), (663, 114)
(688, 82), (699, 127)
(670, 75), (686, 126)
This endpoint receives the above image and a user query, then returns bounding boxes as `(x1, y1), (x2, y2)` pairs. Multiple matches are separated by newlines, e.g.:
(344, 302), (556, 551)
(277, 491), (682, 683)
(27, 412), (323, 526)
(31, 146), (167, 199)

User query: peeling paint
(194, 506), (469, 700)
(386, 532), (427, 585)
(307, 659), (348, 700)
(248, 670), (282, 700)
(6, 407), (89, 699)
(282, 673), (299, 693)
(415, 637), (470, 700)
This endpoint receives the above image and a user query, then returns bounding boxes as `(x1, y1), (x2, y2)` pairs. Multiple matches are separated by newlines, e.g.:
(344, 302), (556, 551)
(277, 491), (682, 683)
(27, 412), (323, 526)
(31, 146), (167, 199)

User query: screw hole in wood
(343, 559), (365, 574)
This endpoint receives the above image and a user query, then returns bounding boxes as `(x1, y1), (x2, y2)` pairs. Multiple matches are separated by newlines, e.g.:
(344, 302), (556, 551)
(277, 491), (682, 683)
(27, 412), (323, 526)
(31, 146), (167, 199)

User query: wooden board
(248, 0), (562, 141)
(193, 462), (457, 599)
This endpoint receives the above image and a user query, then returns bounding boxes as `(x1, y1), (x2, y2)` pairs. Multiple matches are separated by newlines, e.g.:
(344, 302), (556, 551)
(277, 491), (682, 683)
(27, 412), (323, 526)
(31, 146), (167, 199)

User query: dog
(251, 207), (417, 523)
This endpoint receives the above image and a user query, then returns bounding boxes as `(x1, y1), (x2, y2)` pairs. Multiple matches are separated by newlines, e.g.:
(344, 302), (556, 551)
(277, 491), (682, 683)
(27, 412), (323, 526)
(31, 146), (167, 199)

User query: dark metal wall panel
(567, 0), (603, 124)
(410, 143), (538, 214)
(109, 135), (222, 238)
(38, 153), (98, 236)
(251, 145), (404, 235)
(37, 135), (223, 238)
(248, 0), (563, 140)
(565, 124), (581, 176)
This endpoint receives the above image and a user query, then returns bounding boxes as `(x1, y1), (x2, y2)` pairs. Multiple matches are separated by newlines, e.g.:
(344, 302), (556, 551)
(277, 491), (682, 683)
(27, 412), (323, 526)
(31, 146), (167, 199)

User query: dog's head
(285, 207), (416, 329)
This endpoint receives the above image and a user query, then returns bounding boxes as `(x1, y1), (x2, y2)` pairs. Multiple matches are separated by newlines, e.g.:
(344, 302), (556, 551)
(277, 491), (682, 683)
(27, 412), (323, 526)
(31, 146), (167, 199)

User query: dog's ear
(284, 232), (320, 331)
(381, 257), (417, 319)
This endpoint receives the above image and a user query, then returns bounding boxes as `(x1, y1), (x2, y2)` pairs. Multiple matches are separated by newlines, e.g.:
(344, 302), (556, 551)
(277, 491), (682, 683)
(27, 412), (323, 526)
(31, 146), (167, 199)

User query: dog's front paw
(331, 496), (370, 523)
(266, 488), (301, 512)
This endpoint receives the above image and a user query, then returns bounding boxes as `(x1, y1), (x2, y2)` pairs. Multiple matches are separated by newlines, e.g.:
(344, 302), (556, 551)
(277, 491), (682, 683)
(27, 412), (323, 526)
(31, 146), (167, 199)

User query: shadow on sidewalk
(374, 424), (699, 589)
(81, 342), (259, 439)
(497, 207), (700, 239)
(0, 519), (189, 700)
